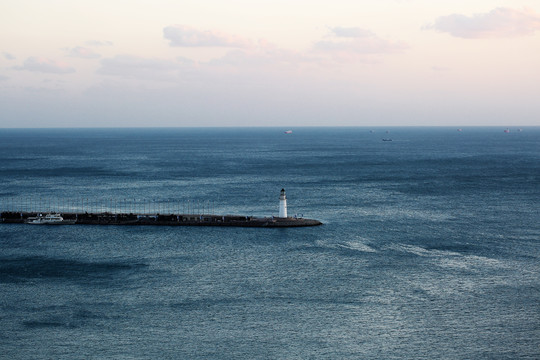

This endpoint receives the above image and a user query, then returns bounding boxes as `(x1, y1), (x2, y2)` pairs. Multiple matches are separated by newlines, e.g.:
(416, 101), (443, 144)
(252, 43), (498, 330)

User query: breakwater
(0, 211), (322, 228)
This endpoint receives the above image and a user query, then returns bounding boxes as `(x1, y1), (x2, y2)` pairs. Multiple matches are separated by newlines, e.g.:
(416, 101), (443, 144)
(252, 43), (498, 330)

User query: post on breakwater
(0, 197), (218, 216)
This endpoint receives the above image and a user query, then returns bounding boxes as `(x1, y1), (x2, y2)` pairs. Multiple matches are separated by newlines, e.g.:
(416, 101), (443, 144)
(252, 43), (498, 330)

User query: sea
(0, 127), (538, 359)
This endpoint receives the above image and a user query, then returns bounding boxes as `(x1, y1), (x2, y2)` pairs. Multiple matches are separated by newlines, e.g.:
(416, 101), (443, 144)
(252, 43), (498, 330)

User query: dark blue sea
(1, 127), (539, 359)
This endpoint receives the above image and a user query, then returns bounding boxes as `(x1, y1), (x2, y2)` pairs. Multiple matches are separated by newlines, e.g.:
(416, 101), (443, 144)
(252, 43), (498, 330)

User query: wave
(0, 256), (147, 283)
(170, 295), (364, 310)
(291, 237), (377, 255)
(386, 243), (508, 271)
(22, 320), (71, 329)
(333, 239), (377, 253)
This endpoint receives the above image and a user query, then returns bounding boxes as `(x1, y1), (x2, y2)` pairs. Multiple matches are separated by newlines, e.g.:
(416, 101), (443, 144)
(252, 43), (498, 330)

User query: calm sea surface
(0, 127), (539, 359)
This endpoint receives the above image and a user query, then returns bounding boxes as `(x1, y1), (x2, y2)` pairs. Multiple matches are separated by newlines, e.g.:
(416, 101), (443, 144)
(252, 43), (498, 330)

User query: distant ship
(26, 213), (75, 225)
(284, 130), (293, 134)
(457, 129), (462, 132)
(382, 138), (392, 142)
(504, 128), (510, 133)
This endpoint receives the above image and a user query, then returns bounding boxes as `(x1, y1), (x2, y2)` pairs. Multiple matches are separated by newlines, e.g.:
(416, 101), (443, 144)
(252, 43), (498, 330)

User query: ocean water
(0, 127), (538, 359)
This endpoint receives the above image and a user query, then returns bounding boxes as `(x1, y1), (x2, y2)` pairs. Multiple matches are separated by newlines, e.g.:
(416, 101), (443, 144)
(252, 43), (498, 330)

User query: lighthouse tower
(279, 188), (287, 218)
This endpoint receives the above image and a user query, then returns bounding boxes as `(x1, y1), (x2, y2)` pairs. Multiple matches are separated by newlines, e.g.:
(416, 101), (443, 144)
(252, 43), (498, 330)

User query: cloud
(431, 66), (451, 72)
(329, 27), (375, 38)
(163, 25), (253, 48)
(313, 28), (408, 55)
(0, 75), (9, 81)
(85, 40), (113, 46)
(427, 7), (540, 38)
(14, 57), (75, 74)
(97, 55), (193, 81)
(3, 52), (16, 60)
(209, 46), (314, 68)
(67, 46), (101, 59)
(176, 56), (196, 66)
(23, 86), (65, 94)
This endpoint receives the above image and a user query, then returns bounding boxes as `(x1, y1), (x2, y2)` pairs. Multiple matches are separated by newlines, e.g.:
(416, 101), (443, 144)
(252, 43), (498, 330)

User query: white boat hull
(27, 220), (76, 225)
(26, 214), (75, 225)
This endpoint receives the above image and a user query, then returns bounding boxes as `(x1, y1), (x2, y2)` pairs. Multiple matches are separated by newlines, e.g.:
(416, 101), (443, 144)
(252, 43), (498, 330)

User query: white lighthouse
(279, 188), (287, 218)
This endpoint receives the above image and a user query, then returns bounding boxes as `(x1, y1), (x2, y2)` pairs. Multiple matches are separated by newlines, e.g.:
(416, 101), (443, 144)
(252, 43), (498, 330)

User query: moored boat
(26, 213), (75, 225)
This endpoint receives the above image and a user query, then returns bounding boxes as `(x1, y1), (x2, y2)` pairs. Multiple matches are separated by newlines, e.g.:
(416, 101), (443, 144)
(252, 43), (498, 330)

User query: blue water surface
(0, 127), (539, 359)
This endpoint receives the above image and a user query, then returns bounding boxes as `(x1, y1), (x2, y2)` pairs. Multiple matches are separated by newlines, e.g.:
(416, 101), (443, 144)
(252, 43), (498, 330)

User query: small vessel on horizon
(284, 130), (293, 134)
(26, 213), (75, 225)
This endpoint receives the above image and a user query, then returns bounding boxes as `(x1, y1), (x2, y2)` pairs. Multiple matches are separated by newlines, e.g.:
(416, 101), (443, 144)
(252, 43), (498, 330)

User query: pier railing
(0, 197), (217, 216)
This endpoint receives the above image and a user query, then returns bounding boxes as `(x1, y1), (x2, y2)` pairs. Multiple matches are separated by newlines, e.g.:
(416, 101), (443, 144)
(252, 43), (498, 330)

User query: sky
(1, 0), (539, 127)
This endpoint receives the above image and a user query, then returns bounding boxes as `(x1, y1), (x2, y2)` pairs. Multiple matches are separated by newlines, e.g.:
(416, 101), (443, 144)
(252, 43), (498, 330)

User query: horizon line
(1, 125), (537, 130)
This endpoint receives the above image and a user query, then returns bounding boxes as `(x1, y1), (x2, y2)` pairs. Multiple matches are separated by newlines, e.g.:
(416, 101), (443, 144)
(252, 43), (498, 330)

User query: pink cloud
(67, 46), (101, 59)
(314, 38), (407, 54)
(313, 28), (408, 55)
(428, 7), (540, 38)
(14, 57), (75, 74)
(163, 25), (253, 48)
(329, 27), (375, 38)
